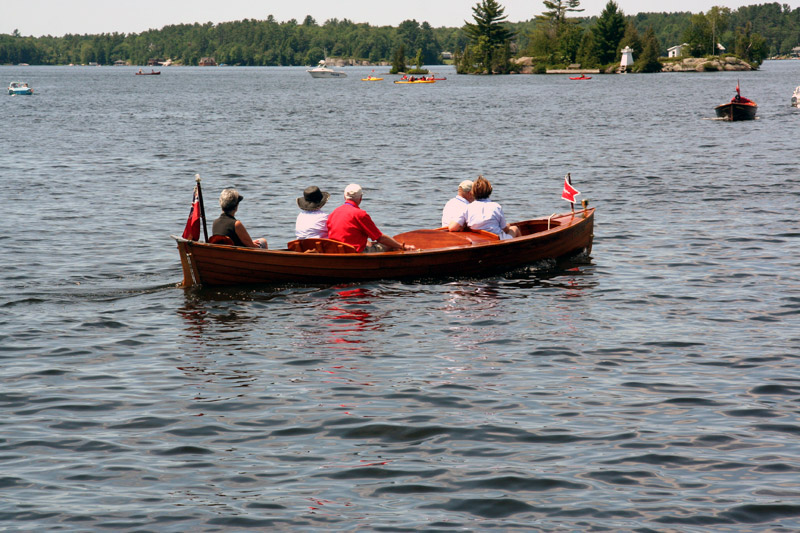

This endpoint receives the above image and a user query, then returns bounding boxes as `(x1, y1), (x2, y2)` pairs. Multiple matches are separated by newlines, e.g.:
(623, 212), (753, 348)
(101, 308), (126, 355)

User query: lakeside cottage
(668, 43), (689, 57)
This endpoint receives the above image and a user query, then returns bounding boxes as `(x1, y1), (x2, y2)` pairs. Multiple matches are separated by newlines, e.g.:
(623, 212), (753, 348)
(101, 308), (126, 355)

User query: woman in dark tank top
(211, 188), (268, 248)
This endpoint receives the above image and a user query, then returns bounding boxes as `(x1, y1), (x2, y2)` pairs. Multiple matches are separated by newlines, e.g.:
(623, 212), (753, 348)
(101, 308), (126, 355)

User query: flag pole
(195, 174), (209, 242)
(567, 173), (574, 214)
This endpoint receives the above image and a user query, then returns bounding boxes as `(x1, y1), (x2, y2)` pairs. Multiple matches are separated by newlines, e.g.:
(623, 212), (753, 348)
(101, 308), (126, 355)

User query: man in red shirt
(327, 184), (414, 253)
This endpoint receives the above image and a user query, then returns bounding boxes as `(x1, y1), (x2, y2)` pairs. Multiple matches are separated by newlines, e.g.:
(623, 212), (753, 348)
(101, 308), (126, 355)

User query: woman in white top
(295, 185), (330, 239)
(453, 175), (520, 240)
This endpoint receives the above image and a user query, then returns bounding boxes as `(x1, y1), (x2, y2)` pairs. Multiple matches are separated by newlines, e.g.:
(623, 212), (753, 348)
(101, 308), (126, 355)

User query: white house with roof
(668, 43), (689, 57)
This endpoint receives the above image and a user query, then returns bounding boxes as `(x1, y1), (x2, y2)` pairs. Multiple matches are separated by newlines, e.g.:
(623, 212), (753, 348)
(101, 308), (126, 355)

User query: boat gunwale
(171, 208), (594, 258)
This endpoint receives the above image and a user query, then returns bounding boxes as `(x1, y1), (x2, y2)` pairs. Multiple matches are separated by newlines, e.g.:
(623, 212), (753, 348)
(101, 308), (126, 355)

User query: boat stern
(172, 236), (200, 288)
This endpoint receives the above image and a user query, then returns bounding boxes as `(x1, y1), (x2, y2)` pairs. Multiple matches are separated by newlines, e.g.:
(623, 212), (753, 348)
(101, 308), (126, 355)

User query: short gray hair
(219, 188), (243, 213)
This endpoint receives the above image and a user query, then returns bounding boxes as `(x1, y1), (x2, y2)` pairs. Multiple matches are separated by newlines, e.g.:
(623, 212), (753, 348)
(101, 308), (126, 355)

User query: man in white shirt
(441, 180), (474, 231)
(295, 185), (330, 239)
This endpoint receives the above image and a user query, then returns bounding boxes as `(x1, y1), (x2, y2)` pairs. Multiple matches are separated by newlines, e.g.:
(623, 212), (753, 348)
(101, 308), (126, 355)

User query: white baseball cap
(344, 183), (363, 200)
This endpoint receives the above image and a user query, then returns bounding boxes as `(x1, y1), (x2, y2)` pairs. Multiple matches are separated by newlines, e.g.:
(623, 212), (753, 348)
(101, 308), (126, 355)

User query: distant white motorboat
(8, 81), (33, 95)
(792, 86), (800, 107)
(307, 61), (346, 79)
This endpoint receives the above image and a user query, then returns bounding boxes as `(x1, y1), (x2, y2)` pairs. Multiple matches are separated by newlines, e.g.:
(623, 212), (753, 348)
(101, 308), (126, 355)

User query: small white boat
(792, 86), (800, 107)
(307, 61), (347, 79)
(8, 82), (33, 95)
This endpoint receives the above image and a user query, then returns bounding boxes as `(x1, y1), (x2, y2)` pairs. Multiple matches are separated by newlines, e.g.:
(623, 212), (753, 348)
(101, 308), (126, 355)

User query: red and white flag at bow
(561, 175), (580, 203)
(182, 186), (201, 240)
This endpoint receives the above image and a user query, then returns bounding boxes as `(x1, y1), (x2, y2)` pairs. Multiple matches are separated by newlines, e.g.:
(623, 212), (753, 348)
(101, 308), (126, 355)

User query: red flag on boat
(562, 175), (580, 203)
(182, 186), (201, 240)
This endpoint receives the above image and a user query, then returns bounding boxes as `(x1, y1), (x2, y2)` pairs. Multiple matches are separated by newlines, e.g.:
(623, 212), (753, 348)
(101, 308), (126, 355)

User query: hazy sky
(3, 0), (792, 37)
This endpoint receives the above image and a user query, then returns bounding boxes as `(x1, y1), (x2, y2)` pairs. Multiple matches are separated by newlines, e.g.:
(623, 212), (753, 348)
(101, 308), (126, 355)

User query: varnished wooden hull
(174, 209), (594, 287)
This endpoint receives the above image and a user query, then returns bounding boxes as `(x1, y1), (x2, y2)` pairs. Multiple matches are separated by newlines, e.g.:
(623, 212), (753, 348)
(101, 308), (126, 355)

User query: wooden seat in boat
(287, 238), (359, 254)
(208, 235), (235, 245)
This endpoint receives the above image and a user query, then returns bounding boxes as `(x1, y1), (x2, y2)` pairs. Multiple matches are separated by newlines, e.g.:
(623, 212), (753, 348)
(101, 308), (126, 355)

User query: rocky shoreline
(510, 55), (754, 74)
(660, 56), (754, 72)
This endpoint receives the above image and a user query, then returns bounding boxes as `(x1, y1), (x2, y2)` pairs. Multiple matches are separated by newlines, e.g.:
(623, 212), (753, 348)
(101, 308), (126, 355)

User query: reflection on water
(322, 287), (380, 345)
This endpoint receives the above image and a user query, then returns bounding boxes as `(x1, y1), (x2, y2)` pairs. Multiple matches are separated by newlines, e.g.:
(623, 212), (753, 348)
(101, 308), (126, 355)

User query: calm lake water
(1, 62), (799, 531)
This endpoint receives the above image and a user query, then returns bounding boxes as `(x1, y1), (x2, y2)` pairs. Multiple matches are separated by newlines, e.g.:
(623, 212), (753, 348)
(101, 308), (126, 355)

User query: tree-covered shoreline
(0, 3), (793, 69)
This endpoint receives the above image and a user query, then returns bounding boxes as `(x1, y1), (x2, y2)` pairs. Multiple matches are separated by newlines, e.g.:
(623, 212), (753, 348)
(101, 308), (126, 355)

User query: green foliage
(529, 0), (586, 65)
(734, 21), (767, 66)
(537, 0), (584, 27)
(575, 30), (599, 68)
(460, 0), (515, 73)
(707, 6), (731, 54)
(632, 27), (662, 72)
(0, 16), (442, 67)
(407, 48), (429, 73)
(592, 1), (626, 65)
(0, 3), (796, 70)
(620, 21), (643, 59)
(390, 44), (406, 73)
(683, 13), (713, 56)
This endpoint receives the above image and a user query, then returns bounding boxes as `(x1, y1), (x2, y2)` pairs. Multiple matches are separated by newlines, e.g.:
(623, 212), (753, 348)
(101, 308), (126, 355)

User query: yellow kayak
(361, 77), (384, 81)
(394, 79), (435, 84)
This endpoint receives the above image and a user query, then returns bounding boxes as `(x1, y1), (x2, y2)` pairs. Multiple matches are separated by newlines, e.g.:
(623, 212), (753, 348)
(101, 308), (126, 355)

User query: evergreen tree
(537, 0), (584, 28)
(620, 21), (643, 60)
(575, 30), (599, 68)
(632, 27), (662, 72)
(533, 0), (585, 66)
(592, 1), (626, 65)
(461, 0), (515, 73)
(390, 44), (406, 74)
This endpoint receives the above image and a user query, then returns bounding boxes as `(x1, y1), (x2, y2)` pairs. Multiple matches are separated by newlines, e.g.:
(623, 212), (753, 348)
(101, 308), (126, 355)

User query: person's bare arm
(377, 234), (415, 251)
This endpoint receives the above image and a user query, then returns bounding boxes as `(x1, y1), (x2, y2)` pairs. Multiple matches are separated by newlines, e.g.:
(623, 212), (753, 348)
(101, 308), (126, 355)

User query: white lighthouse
(620, 46), (634, 72)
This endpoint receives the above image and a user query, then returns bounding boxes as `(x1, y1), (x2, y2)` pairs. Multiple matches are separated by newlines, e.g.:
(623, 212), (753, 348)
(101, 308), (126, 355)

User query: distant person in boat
(211, 188), (268, 248)
(451, 175), (520, 240)
(295, 185), (330, 239)
(732, 87), (751, 104)
(327, 183), (415, 253)
(442, 180), (474, 230)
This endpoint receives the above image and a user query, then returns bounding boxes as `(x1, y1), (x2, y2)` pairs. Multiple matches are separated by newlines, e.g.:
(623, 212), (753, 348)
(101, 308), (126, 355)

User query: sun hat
(344, 183), (363, 200)
(297, 185), (330, 210)
(459, 180), (473, 192)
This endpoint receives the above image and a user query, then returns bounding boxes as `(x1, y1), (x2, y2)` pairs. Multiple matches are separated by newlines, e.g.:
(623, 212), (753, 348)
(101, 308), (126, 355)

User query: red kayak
(569, 75), (591, 80)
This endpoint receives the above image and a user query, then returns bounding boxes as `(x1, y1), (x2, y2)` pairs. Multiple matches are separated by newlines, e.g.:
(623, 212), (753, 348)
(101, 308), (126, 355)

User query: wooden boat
(569, 74), (591, 80)
(715, 84), (757, 121)
(172, 208), (594, 287)
(135, 70), (161, 75)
